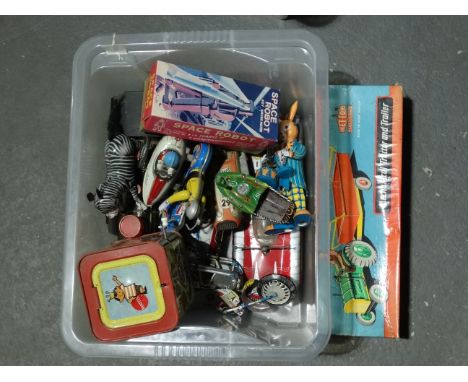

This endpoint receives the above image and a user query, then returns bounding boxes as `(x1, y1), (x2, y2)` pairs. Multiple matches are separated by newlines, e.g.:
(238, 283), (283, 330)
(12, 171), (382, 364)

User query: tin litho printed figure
(159, 143), (213, 233)
(257, 101), (313, 235)
(106, 275), (148, 305)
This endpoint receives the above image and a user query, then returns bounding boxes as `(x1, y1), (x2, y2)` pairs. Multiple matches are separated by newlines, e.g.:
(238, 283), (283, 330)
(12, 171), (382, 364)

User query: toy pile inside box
(328, 85), (403, 338)
(78, 58), (403, 342)
(79, 61), (314, 341)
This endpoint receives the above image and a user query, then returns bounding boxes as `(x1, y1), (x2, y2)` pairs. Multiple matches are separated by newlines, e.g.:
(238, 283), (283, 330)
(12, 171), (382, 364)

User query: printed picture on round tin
(98, 260), (161, 322)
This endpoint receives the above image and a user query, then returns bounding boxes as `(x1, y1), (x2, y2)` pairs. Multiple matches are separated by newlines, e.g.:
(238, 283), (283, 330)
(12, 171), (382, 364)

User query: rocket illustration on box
(141, 61), (280, 153)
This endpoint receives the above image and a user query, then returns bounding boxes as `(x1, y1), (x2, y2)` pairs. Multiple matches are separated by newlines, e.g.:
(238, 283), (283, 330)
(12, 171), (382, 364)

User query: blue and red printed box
(141, 61), (280, 153)
(329, 85), (403, 338)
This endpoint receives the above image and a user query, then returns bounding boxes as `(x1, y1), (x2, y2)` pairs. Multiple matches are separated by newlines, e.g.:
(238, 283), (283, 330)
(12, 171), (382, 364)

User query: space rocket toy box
(141, 61), (280, 153)
(329, 85), (403, 338)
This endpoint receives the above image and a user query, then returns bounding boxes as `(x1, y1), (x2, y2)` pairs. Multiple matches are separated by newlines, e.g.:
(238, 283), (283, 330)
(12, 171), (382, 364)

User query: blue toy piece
(163, 150), (181, 169)
(163, 202), (188, 232)
(275, 141), (307, 192)
(185, 143), (213, 178)
(261, 222), (295, 236)
(255, 154), (279, 189)
(159, 143), (213, 233)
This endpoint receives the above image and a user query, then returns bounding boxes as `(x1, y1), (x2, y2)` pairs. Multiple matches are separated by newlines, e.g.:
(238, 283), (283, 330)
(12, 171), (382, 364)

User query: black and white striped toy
(87, 97), (147, 219)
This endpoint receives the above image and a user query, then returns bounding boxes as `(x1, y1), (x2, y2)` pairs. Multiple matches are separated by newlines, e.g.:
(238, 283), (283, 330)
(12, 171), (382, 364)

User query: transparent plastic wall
(62, 29), (330, 363)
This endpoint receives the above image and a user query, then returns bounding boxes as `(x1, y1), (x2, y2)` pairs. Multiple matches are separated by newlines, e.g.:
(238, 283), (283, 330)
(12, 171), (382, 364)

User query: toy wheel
(356, 311), (376, 326)
(369, 284), (388, 304)
(258, 274), (296, 306)
(344, 240), (377, 268)
(355, 176), (372, 190)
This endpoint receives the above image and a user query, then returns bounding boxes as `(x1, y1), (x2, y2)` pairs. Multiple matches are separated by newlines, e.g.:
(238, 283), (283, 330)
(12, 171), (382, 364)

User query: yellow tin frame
(92, 255), (166, 329)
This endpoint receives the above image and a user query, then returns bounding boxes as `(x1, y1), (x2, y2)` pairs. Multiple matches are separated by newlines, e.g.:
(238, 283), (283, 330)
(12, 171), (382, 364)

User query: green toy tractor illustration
(330, 148), (388, 325)
(330, 243), (388, 325)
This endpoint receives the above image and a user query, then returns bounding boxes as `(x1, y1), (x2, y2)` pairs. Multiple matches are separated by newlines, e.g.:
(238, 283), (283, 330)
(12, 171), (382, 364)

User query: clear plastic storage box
(62, 29), (330, 363)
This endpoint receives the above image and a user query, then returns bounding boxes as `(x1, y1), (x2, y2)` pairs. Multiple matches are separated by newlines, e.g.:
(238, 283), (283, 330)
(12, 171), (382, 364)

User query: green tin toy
(215, 172), (295, 223)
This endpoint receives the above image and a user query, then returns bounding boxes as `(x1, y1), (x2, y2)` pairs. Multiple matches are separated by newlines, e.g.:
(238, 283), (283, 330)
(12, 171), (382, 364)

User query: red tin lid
(119, 215), (144, 239)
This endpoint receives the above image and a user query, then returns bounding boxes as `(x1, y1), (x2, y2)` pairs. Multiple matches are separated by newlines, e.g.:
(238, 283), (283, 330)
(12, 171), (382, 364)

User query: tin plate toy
(215, 172), (295, 223)
(142, 136), (187, 207)
(233, 221), (301, 288)
(79, 233), (192, 341)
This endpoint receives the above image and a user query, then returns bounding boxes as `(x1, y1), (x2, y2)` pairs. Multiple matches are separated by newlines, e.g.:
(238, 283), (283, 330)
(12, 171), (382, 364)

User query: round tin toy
(118, 214), (144, 239)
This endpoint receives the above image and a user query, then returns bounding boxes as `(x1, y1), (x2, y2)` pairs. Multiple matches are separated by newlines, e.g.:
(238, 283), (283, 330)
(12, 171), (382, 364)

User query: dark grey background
(1, 16), (467, 365)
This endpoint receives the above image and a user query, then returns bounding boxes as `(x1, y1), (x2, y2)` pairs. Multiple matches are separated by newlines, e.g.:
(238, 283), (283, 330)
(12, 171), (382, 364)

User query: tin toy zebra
(87, 97), (147, 219)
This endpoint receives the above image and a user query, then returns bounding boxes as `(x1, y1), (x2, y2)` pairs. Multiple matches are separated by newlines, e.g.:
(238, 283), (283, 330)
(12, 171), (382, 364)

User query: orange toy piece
(214, 151), (242, 231)
(332, 153), (361, 244)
